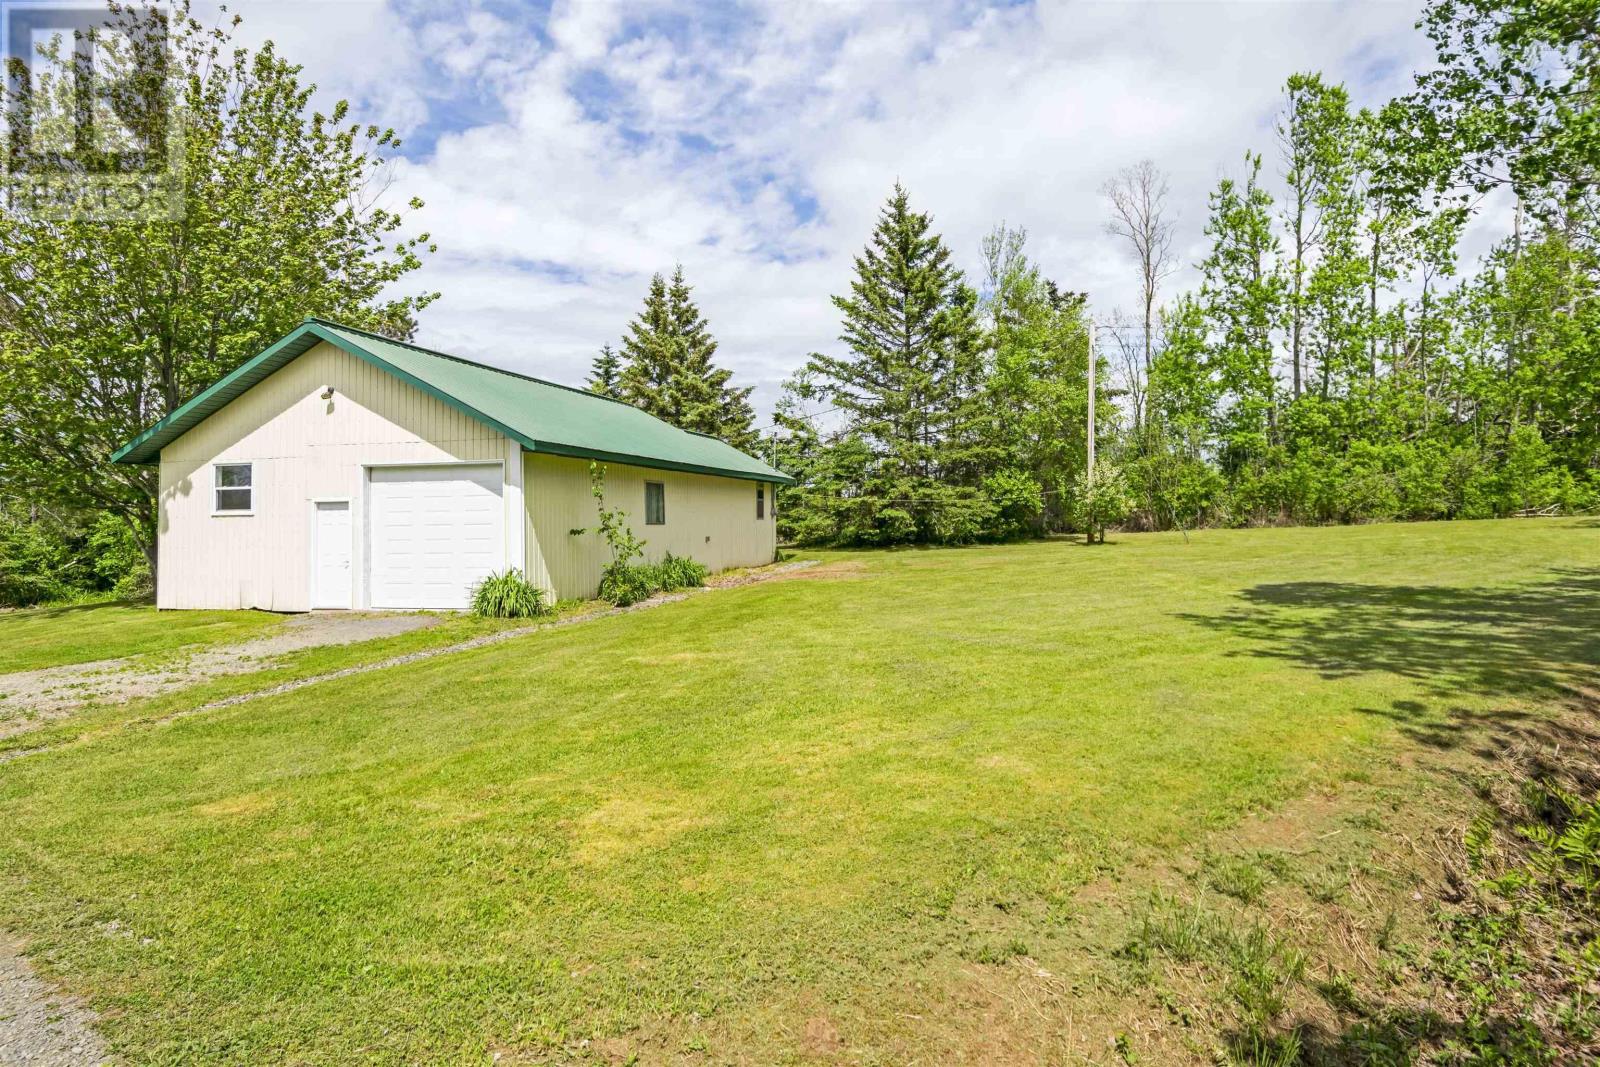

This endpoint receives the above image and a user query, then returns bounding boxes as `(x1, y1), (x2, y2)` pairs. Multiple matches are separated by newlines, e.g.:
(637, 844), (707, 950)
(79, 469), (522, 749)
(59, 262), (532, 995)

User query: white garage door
(369, 464), (504, 610)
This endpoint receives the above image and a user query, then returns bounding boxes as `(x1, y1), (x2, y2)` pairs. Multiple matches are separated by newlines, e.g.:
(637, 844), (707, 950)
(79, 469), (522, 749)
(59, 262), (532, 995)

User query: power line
(753, 404), (844, 436)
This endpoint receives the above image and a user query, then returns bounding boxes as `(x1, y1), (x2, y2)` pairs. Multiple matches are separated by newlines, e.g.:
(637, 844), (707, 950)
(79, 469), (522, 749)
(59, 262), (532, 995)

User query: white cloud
(218, 0), (1453, 420)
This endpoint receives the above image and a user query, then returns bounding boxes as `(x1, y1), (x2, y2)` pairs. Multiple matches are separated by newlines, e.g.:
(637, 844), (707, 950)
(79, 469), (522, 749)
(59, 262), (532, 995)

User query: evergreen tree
(588, 344), (622, 399)
(805, 184), (990, 543)
(618, 272), (677, 416)
(616, 266), (757, 450)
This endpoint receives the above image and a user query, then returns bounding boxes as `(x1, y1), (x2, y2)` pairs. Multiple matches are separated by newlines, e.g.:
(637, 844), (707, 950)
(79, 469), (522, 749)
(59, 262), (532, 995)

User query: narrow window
(757, 486), (765, 519)
(645, 481), (666, 525)
(214, 462), (252, 513)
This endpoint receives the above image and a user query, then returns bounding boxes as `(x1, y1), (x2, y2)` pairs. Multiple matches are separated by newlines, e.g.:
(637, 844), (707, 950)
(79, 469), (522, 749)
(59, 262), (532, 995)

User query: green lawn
(0, 519), (1595, 1064)
(0, 601), (284, 674)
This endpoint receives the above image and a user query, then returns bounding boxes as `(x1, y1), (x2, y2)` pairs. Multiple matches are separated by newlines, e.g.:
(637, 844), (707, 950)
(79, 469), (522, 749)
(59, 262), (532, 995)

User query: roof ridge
(113, 317), (794, 482)
(306, 316), (644, 412)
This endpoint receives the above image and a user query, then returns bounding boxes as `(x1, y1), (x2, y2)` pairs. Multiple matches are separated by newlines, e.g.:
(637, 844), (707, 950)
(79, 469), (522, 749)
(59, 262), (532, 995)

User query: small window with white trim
(645, 481), (665, 525)
(757, 486), (765, 519)
(214, 463), (253, 513)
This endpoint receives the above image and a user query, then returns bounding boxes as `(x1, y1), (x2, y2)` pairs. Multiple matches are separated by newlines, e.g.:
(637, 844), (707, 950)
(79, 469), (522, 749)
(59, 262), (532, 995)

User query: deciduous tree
(0, 0), (437, 580)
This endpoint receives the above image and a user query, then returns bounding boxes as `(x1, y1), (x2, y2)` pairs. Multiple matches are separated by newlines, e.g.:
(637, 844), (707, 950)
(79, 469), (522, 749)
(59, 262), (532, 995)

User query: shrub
(1070, 462), (1133, 543)
(599, 552), (710, 606)
(982, 467), (1045, 540)
(598, 562), (655, 607)
(470, 569), (549, 618)
(0, 505), (152, 607)
(86, 513), (152, 598)
(652, 552), (709, 592)
(0, 512), (76, 606)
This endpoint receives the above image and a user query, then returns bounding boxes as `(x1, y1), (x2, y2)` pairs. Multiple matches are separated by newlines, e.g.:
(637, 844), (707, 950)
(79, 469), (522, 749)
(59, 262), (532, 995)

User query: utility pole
(1085, 319), (1098, 545)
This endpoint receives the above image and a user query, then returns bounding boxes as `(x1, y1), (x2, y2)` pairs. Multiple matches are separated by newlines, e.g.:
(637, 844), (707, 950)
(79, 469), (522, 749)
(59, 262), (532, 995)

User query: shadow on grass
(1177, 568), (1600, 746)
(1222, 1004), (1547, 1067)
(0, 598), (149, 620)
(1188, 570), (1600, 1063)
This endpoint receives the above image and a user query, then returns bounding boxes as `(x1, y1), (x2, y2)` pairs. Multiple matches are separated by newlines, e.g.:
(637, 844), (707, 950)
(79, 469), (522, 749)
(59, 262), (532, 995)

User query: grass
(0, 609), (554, 756)
(0, 518), (1596, 1064)
(0, 600), (284, 674)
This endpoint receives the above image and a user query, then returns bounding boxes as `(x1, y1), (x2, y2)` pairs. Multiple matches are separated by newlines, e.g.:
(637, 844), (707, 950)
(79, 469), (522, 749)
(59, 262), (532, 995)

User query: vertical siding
(524, 453), (778, 601)
(157, 342), (513, 611)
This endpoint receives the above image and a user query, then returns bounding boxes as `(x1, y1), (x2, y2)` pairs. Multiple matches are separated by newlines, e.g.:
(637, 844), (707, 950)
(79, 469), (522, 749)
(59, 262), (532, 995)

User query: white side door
(312, 501), (353, 609)
(368, 464), (504, 610)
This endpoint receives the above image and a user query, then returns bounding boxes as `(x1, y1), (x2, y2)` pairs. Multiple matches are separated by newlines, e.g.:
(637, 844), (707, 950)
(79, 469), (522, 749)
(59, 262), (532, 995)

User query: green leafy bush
(0, 504), (152, 607)
(598, 562), (655, 607)
(469, 569), (549, 618)
(599, 553), (710, 606)
(981, 467), (1045, 540)
(87, 513), (152, 598)
(651, 552), (709, 592)
(1070, 462), (1133, 544)
(0, 514), (76, 606)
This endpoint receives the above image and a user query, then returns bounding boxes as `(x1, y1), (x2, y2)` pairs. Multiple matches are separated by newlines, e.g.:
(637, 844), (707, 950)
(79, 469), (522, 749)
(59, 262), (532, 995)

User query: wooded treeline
(758, 0), (1599, 545)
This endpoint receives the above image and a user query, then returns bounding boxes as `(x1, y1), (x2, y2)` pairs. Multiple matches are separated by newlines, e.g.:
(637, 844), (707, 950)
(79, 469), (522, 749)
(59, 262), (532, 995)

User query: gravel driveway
(0, 612), (441, 740)
(0, 935), (105, 1066)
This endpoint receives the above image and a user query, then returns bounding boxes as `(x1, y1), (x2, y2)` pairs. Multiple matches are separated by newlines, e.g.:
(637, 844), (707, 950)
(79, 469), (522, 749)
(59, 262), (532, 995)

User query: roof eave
(108, 321), (798, 487)
(108, 322), (543, 466)
(109, 323), (325, 465)
(526, 439), (795, 485)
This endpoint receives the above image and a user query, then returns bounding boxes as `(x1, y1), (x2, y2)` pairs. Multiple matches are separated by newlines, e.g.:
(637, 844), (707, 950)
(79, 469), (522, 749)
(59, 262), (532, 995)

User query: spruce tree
(806, 183), (989, 543)
(587, 344), (622, 399)
(616, 266), (757, 450)
(618, 272), (676, 414)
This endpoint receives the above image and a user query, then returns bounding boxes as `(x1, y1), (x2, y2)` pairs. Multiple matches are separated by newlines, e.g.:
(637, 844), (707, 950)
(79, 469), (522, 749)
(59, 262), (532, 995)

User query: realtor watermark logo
(0, 0), (183, 220)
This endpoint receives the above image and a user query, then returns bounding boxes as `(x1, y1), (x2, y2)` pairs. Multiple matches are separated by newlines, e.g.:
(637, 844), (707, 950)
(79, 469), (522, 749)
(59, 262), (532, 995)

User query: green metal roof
(110, 317), (793, 485)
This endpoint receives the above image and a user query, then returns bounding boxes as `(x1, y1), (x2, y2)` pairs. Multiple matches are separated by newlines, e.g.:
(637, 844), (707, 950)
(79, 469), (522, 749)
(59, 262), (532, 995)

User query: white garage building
(111, 317), (792, 611)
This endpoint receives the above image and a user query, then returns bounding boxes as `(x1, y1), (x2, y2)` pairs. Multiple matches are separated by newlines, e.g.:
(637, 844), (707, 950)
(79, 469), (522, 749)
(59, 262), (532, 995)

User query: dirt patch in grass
(703, 559), (824, 588)
(571, 790), (715, 866)
(776, 560), (868, 582)
(192, 791), (278, 819)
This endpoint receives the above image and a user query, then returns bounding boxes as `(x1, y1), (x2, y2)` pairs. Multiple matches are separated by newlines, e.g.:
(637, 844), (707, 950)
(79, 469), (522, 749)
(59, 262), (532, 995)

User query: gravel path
(0, 612), (441, 740)
(146, 561), (823, 728)
(0, 935), (106, 1066)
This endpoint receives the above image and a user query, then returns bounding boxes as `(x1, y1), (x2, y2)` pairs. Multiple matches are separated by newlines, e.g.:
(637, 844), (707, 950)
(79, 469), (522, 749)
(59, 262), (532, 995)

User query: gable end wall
(156, 342), (517, 610)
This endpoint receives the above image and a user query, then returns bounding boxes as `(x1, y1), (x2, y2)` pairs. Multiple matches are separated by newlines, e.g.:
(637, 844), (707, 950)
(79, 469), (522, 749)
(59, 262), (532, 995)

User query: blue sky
(224, 0), (1440, 420)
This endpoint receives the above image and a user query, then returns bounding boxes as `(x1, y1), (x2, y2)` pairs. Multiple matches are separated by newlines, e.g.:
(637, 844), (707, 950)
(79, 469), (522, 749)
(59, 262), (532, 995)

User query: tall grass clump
(470, 569), (549, 618)
(599, 553), (710, 606)
(651, 552), (709, 592)
(1427, 771), (1600, 1062)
